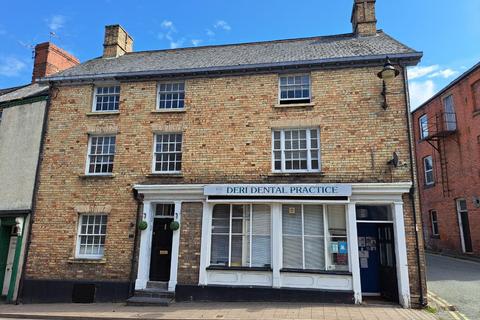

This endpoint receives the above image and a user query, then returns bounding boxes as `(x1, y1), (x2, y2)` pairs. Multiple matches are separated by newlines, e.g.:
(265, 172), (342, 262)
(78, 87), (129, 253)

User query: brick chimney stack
(103, 25), (133, 58)
(32, 42), (79, 82)
(351, 0), (377, 37)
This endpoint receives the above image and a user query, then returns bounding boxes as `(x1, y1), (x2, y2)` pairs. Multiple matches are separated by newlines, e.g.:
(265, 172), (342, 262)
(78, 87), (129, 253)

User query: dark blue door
(357, 223), (380, 293)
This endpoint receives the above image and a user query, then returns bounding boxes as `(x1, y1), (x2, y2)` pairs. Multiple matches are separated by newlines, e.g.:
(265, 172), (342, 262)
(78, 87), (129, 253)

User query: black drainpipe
(17, 87), (54, 304)
(402, 66), (426, 307)
(128, 188), (143, 297)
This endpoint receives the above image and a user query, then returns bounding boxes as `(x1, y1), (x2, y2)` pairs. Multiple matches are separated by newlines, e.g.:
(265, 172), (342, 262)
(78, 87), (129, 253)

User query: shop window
(210, 204), (271, 268)
(93, 85), (120, 112)
(272, 128), (320, 172)
(419, 114), (429, 139)
(430, 210), (439, 236)
(153, 133), (182, 173)
(282, 204), (348, 271)
(86, 135), (116, 175)
(76, 214), (107, 259)
(423, 155), (434, 186)
(157, 81), (185, 110)
(356, 205), (393, 221)
(279, 74), (310, 104)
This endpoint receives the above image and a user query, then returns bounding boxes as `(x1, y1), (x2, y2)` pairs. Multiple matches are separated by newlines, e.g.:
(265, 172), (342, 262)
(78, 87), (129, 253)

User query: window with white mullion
(86, 135), (116, 175)
(273, 128), (320, 173)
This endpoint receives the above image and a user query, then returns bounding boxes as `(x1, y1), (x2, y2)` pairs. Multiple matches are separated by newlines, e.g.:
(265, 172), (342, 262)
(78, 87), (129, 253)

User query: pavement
(0, 301), (437, 320)
(426, 252), (480, 320)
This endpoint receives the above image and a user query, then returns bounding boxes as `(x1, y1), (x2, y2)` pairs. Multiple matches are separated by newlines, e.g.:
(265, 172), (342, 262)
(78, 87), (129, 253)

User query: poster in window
(338, 241), (347, 254)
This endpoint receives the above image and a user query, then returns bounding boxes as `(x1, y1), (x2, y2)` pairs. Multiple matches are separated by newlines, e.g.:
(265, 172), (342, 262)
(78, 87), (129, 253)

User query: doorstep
(0, 301), (438, 320)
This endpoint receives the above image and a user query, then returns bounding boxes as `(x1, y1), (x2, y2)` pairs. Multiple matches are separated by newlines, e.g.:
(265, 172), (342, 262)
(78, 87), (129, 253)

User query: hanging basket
(170, 221), (180, 231)
(138, 220), (148, 231)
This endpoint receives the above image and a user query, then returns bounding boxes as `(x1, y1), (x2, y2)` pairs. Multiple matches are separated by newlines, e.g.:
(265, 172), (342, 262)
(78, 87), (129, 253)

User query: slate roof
(0, 83), (49, 104)
(43, 30), (421, 82)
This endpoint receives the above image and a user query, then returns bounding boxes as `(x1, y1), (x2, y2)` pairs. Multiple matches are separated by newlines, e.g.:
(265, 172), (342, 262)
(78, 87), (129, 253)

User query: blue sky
(1, 0), (479, 109)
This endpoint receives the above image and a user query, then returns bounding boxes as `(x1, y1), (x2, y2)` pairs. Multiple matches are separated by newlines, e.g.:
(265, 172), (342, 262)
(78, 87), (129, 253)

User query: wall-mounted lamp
(387, 152), (399, 168)
(377, 57), (400, 109)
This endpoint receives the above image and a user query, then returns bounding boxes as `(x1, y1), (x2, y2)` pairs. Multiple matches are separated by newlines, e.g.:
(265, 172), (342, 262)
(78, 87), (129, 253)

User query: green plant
(170, 221), (180, 231)
(138, 220), (148, 231)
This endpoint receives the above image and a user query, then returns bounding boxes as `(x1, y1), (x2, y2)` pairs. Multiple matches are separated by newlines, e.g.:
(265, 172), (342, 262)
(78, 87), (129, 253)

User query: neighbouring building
(22, 0), (427, 308)
(412, 62), (480, 257)
(0, 42), (78, 303)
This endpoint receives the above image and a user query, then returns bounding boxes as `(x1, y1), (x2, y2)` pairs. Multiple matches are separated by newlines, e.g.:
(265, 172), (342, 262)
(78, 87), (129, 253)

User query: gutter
(16, 88), (53, 304)
(38, 52), (423, 83)
(402, 66), (427, 307)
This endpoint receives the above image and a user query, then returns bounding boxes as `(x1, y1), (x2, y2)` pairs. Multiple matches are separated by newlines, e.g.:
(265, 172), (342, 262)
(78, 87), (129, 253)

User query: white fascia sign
(204, 184), (352, 197)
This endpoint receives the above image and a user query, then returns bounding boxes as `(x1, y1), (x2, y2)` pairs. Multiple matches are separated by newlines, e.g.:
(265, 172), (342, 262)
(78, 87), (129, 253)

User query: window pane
(158, 82), (185, 109)
(304, 205), (324, 236)
(304, 236), (324, 269)
(94, 86), (120, 111)
(283, 236), (303, 268)
(210, 235), (229, 266)
(282, 205), (302, 235)
(154, 133), (182, 172)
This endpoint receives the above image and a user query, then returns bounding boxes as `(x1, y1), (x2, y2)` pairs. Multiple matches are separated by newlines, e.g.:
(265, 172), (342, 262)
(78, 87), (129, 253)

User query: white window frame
(419, 114), (429, 139)
(152, 132), (183, 174)
(85, 135), (116, 176)
(278, 73), (311, 104)
(75, 213), (108, 260)
(156, 81), (186, 111)
(210, 203), (272, 268)
(272, 128), (321, 173)
(423, 156), (434, 186)
(430, 210), (439, 236)
(91, 84), (121, 112)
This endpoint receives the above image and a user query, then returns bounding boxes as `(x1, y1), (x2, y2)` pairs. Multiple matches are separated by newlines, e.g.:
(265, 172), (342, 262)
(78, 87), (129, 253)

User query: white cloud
(409, 80), (436, 109)
(161, 20), (175, 32)
(191, 39), (203, 46)
(214, 20), (231, 31)
(46, 15), (66, 31)
(206, 28), (215, 37)
(159, 20), (183, 49)
(428, 68), (458, 79)
(408, 65), (439, 80)
(0, 56), (27, 77)
(169, 38), (185, 49)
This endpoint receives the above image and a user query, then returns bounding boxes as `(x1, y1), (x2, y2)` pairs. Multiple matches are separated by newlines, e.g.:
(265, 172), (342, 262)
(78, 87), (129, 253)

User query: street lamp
(377, 57), (400, 109)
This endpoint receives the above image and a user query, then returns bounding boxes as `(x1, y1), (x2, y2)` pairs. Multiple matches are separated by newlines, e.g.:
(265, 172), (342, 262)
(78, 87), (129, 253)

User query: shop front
(134, 183), (412, 307)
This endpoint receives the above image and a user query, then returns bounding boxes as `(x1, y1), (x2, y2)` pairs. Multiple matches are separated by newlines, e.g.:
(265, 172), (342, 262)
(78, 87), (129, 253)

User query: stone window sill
(274, 103), (315, 108)
(151, 109), (186, 114)
(79, 174), (116, 179)
(146, 173), (183, 178)
(86, 111), (120, 116)
(269, 172), (325, 177)
(423, 183), (435, 189)
(68, 257), (106, 264)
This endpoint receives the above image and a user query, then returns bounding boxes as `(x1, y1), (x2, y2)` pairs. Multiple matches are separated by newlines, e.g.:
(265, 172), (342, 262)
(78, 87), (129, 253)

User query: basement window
(93, 86), (120, 112)
(279, 74), (311, 104)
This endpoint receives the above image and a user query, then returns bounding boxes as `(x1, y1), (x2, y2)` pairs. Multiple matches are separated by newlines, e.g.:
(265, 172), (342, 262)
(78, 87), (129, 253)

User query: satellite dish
(387, 152), (399, 168)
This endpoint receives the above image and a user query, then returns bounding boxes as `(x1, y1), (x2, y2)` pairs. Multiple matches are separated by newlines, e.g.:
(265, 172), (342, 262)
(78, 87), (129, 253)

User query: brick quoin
(412, 63), (480, 257)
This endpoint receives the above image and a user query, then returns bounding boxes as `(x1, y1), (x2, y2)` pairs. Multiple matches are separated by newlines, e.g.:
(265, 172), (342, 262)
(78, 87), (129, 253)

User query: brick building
(22, 0), (427, 308)
(412, 62), (480, 257)
(0, 43), (78, 302)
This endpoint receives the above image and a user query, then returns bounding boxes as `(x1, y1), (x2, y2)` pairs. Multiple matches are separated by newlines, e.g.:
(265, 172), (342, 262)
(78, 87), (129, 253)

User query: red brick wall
(32, 42), (79, 82)
(412, 65), (480, 256)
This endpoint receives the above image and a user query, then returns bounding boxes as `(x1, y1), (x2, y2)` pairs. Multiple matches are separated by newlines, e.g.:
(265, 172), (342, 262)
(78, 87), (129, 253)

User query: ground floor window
(282, 204), (348, 271)
(430, 210), (439, 236)
(76, 214), (107, 259)
(210, 204), (271, 268)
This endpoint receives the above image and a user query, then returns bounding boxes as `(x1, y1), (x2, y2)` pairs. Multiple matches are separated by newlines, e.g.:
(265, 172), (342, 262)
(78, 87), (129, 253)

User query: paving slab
(0, 302), (438, 320)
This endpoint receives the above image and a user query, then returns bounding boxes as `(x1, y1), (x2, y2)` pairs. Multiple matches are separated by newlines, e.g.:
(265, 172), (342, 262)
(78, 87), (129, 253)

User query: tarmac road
(426, 253), (480, 319)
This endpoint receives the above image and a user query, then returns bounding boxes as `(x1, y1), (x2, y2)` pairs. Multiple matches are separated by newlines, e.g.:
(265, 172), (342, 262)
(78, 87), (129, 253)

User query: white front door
(2, 236), (17, 295)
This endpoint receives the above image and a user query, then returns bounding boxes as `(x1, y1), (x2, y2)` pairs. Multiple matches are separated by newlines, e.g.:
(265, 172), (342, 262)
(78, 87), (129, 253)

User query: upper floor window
(279, 74), (310, 104)
(153, 133), (182, 173)
(93, 86), (120, 112)
(472, 80), (480, 111)
(423, 155), (434, 186)
(430, 210), (439, 236)
(210, 204), (271, 268)
(86, 135), (116, 175)
(76, 214), (107, 259)
(443, 95), (457, 131)
(272, 128), (320, 172)
(419, 114), (429, 139)
(157, 82), (185, 110)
